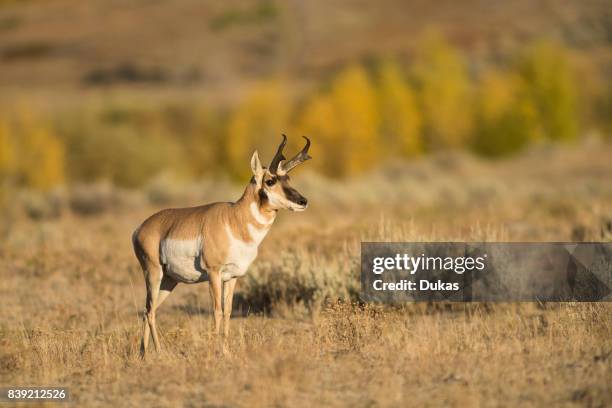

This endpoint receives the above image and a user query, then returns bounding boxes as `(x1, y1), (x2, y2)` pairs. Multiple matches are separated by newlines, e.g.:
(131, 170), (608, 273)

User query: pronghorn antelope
(132, 135), (311, 357)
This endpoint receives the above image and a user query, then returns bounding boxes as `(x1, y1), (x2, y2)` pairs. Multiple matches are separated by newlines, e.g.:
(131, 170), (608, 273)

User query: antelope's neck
(233, 182), (276, 244)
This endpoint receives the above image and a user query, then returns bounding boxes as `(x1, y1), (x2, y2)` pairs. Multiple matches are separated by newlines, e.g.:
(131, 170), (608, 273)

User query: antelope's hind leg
(149, 274), (178, 353)
(158, 275), (178, 307)
(139, 259), (177, 358)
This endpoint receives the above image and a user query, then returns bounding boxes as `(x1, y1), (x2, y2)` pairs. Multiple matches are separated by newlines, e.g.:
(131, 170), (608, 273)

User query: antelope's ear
(250, 150), (264, 186)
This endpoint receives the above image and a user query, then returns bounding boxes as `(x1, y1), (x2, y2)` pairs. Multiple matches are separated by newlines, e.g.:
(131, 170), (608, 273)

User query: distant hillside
(0, 0), (610, 104)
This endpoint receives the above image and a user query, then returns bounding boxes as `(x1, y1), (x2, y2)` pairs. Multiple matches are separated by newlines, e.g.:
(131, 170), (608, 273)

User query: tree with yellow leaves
(0, 119), (15, 183)
(516, 40), (578, 142)
(412, 31), (472, 150)
(18, 125), (66, 190)
(297, 93), (342, 175)
(226, 82), (291, 179)
(329, 65), (381, 175)
(472, 70), (537, 156)
(2, 111), (66, 190)
(299, 65), (380, 176)
(376, 59), (422, 157)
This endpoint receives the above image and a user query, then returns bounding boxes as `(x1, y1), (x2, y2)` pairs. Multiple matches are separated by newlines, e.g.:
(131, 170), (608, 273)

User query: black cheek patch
(258, 188), (268, 204)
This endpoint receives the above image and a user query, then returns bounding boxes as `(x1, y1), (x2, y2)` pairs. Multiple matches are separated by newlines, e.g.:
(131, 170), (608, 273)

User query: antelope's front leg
(208, 270), (223, 335)
(223, 278), (238, 337)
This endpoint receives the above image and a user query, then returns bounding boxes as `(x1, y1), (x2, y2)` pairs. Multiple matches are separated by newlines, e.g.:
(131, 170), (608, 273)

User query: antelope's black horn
(269, 134), (287, 174)
(280, 136), (312, 173)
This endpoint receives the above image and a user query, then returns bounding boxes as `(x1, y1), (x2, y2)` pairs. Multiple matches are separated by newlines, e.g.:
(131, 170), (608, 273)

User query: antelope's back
(132, 202), (232, 271)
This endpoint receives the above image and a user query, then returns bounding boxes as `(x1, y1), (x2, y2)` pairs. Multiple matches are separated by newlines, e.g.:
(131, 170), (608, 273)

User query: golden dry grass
(1, 144), (611, 407)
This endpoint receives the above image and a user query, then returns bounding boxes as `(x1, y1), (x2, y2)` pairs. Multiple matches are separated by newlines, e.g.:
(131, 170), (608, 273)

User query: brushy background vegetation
(0, 0), (611, 196)
(0, 1), (611, 406)
(0, 35), (608, 189)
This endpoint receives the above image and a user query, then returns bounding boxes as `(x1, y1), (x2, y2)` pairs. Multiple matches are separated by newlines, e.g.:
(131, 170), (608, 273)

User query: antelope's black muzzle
(283, 186), (308, 207)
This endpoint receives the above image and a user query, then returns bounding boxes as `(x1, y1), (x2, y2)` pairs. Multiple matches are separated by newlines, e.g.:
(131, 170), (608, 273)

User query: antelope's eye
(265, 178), (276, 186)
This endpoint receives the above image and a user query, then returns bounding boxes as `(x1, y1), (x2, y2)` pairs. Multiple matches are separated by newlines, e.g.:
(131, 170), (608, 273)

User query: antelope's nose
(298, 197), (308, 206)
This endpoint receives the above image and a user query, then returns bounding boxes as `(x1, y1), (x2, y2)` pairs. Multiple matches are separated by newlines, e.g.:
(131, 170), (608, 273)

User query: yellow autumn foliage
(0, 112), (65, 190)
(299, 65), (380, 176)
(0, 119), (14, 180)
(376, 59), (422, 157)
(330, 65), (381, 175)
(298, 94), (343, 175)
(227, 82), (291, 179)
(472, 70), (537, 156)
(0, 35), (596, 190)
(19, 125), (65, 190)
(516, 40), (578, 141)
(412, 31), (472, 149)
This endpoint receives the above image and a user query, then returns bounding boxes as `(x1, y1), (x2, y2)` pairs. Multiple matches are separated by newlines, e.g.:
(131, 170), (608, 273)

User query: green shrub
(242, 249), (360, 314)
(58, 109), (182, 187)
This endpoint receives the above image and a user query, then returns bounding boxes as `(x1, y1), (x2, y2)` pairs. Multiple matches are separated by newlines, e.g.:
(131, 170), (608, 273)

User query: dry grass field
(1, 0), (611, 406)
(1, 143), (611, 407)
